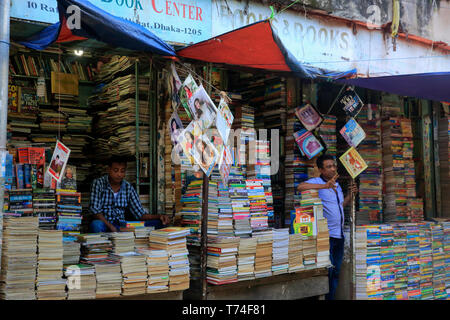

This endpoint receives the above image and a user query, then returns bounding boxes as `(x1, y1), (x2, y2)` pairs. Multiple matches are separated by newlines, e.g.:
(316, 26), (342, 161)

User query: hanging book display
(294, 103), (323, 131)
(46, 140), (71, 182)
(339, 147), (368, 179)
(179, 74), (199, 120)
(168, 110), (184, 145)
(340, 118), (366, 148)
(337, 86), (364, 118)
(293, 129), (324, 159)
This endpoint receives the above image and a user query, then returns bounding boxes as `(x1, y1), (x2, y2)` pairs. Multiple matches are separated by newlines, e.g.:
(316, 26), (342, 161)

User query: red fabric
(177, 21), (291, 72)
(56, 17), (88, 43)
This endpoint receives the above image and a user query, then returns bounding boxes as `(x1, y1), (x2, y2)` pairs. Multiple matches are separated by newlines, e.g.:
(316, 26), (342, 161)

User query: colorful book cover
(17, 147), (29, 164)
(340, 118), (366, 147)
(294, 103), (323, 131)
(24, 164), (31, 188)
(15, 164), (25, 189)
(290, 206), (317, 236)
(337, 87), (364, 117)
(57, 165), (77, 190)
(293, 129), (324, 159)
(8, 85), (19, 112)
(20, 86), (39, 114)
(47, 140), (71, 182)
(28, 147), (45, 165)
(339, 147), (368, 179)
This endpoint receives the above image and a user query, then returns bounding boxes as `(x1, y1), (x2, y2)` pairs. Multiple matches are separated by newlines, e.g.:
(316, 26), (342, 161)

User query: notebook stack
(133, 226), (154, 250)
(393, 224), (408, 300)
(92, 257), (122, 298)
(357, 104), (383, 224)
(56, 191), (82, 235)
(316, 219), (331, 268)
(115, 252), (147, 296)
(32, 189), (57, 229)
(288, 233), (304, 273)
(442, 221), (450, 297)
(438, 116), (450, 214)
(64, 264), (96, 300)
(7, 189), (33, 215)
(379, 225), (395, 299)
(180, 179), (202, 245)
(237, 237), (257, 281)
(302, 236), (317, 269)
(108, 232), (135, 254)
(138, 249), (169, 293)
(36, 230), (66, 300)
(217, 182), (234, 236)
(318, 114), (337, 155)
(246, 179), (269, 231)
(38, 108), (67, 132)
(431, 224), (447, 299)
(355, 226), (369, 300)
(206, 236), (239, 285)
(418, 222), (433, 300)
(253, 229), (273, 278)
(206, 180), (219, 236)
(271, 228), (289, 275)
(0, 216), (39, 300)
(63, 235), (81, 265)
(406, 224), (421, 299)
(229, 170), (252, 238)
(78, 233), (113, 264)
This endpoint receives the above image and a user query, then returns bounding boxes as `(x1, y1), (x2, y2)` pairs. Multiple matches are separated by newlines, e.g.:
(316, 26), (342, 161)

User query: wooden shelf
(10, 74), (95, 85)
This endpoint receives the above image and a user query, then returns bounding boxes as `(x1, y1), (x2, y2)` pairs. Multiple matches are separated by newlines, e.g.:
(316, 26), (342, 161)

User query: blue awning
(19, 0), (175, 56)
(337, 72), (450, 102)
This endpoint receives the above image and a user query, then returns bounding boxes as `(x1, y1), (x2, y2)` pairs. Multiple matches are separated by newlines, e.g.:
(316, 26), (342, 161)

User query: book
(337, 87), (364, 117)
(294, 103), (323, 131)
(339, 147), (368, 179)
(293, 129), (324, 159)
(340, 118), (366, 148)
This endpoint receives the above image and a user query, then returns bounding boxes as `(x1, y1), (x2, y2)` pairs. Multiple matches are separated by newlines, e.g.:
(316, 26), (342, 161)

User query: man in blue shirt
(89, 156), (170, 233)
(297, 154), (357, 300)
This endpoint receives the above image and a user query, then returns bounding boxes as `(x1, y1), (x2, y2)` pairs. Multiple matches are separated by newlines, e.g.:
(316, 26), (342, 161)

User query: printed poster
(188, 85), (219, 130)
(339, 147), (368, 179)
(293, 129), (324, 159)
(190, 134), (219, 177)
(168, 110), (184, 145)
(340, 118), (366, 148)
(47, 140), (71, 182)
(179, 74), (198, 120)
(294, 103), (323, 131)
(216, 98), (234, 143)
(337, 87), (364, 118)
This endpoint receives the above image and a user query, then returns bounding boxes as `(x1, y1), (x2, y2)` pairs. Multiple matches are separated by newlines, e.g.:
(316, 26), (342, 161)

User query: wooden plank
(98, 290), (183, 300)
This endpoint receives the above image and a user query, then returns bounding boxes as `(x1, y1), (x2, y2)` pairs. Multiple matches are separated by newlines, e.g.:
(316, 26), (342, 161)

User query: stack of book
(134, 226), (154, 250)
(237, 237), (257, 281)
(393, 224), (408, 300)
(302, 236), (317, 269)
(316, 219), (331, 268)
(288, 233), (304, 272)
(180, 179), (202, 245)
(271, 228), (289, 275)
(64, 264), (96, 300)
(206, 180), (219, 236)
(253, 229), (273, 278)
(115, 252), (147, 296)
(206, 236), (239, 285)
(39, 108), (67, 132)
(61, 134), (93, 162)
(443, 221), (450, 297)
(406, 224), (421, 299)
(36, 229), (66, 300)
(0, 216), (39, 300)
(78, 233), (113, 264)
(355, 226), (370, 300)
(318, 115), (337, 155)
(62, 235), (81, 265)
(418, 222), (433, 300)
(32, 189), (56, 229)
(229, 171), (252, 237)
(431, 224), (447, 299)
(139, 249), (169, 293)
(7, 111), (38, 138)
(217, 182), (234, 236)
(56, 191), (82, 234)
(109, 232), (135, 254)
(246, 179), (269, 231)
(7, 189), (33, 215)
(438, 116), (450, 214)
(379, 225), (395, 299)
(357, 104), (383, 224)
(149, 227), (191, 291)
(92, 257), (122, 298)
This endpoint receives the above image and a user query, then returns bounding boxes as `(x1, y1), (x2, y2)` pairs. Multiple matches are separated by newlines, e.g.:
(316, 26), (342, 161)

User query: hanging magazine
(293, 129), (324, 159)
(337, 87), (364, 118)
(339, 147), (368, 179)
(178, 74), (198, 120)
(46, 140), (71, 182)
(340, 118), (366, 148)
(294, 103), (323, 131)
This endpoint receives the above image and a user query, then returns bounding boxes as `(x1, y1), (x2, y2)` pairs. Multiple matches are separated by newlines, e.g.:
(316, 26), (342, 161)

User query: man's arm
(343, 183), (358, 207)
(128, 185), (170, 225)
(89, 179), (117, 232)
(297, 174), (339, 192)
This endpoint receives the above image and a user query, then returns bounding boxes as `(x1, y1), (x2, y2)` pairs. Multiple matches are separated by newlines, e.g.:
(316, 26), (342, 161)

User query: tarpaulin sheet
(19, 0), (175, 56)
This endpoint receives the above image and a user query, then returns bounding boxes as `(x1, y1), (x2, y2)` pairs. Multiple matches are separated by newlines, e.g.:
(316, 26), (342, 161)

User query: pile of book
(431, 224), (447, 299)
(438, 116), (450, 214)
(139, 249), (169, 293)
(406, 224), (421, 299)
(92, 257), (122, 298)
(246, 179), (269, 231)
(288, 233), (304, 272)
(0, 216), (39, 300)
(302, 236), (317, 269)
(253, 229), (273, 278)
(78, 233), (113, 264)
(36, 230), (66, 300)
(180, 179), (202, 245)
(216, 182), (234, 236)
(64, 264), (96, 300)
(316, 219), (331, 268)
(271, 228), (289, 275)
(32, 189), (56, 229)
(237, 237), (257, 281)
(229, 168), (252, 238)
(133, 226), (154, 250)
(63, 235), (81, 265)
(357, 104), (383, 224)
(379, 225), (395, 299)
(109, 232), (135, 254)
(56, 191), (82, 234)
(206, 236), (239, 285)
(7, 111), (38, 138)
(443, 221), (450, 297)
(419, 222), (433, 300)
(116, 252), (147, 296)
(39, 108), (67, 132)
(8, 189), (33, 215)
(318, 114), (337, 155)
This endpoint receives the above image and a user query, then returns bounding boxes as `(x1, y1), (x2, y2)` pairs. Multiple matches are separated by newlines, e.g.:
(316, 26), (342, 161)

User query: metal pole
(0, 0), (11, 273)
(350, 179), (356, 300)
(135, 59), (140, 194)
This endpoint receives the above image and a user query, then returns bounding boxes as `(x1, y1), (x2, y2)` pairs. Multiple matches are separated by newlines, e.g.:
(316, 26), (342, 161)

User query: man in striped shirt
(89, 156), (170, 233)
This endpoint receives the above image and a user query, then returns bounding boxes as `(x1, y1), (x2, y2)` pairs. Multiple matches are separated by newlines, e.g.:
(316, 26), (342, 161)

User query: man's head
(316, 154), (337, 180)
(107, 155), (127, 185)
(65, 167), (73, 179)
(194, 98), (201, 109)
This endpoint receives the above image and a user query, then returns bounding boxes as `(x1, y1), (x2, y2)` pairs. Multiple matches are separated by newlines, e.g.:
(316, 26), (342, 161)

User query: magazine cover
(190, 134), (219, 177)
(339, 147), (368, 179)
(290, 206), (317, 236)
(170, 62), (182, 108)
(57, 165), (77, 191)
(337, 87), (364, 118)
(340, 118), (366, 148)
(178, 74), (198, 120)
(216, 98), (234, 143)
(294, 103), (323, 131)
(188, 85), (219, 130)
(293, 129), (324, 159)
(168, 110), (184, 145)
(206, 128), (224, 167)
(177, 121), (199, 166)
(47, 140), (71, 182)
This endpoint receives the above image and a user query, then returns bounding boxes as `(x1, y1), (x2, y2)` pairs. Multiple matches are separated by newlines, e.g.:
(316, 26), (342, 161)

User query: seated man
(89, 156), (170, 233)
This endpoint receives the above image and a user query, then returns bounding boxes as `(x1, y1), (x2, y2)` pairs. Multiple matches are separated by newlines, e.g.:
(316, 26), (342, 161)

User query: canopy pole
(0, 0), (10, 273)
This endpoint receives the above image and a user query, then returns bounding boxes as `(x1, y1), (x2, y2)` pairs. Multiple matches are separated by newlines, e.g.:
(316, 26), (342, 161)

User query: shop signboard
(11, 0), (212, 44)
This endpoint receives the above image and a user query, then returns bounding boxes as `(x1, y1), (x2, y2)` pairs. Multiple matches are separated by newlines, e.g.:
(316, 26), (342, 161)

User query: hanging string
(326, 84), (346, 115)
(270, 0), (303, 19)
(58, 44), (61, 141)
(175, 60), (222, 95)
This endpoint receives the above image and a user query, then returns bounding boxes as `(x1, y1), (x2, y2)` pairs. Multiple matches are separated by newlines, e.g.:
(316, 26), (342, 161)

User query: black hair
(316, 154), (335, 169)
(107, 155), (128, 167)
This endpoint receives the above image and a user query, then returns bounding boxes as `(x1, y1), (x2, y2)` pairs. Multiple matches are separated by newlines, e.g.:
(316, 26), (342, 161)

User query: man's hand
(109, 225), (118, 232)
(324, 174), (339, 191)
(160, 215), (170, 225)
(348, 183), (358, 194)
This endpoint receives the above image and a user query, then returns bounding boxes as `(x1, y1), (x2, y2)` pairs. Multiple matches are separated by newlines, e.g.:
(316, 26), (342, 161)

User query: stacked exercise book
(180, 179), (202, 245)
(217, 182), (234, 237)
(271, 228), (289, 275)
(138, 249), (170, 293)
(206, 236), (239, 285)
(253, 229), (273, 278)
(32, 189), (57, 229)
(55, 191), (82, 235)
(109, 232), (135, 254)
(237, 237), (257, 281)
(64, 264), (96, 300)
(288, 233), (304, 272)
(246, 179), (269, 231)
(92, 257), (122, 298)
(115, 252), (147, 296)
(316, 219), (331, 268)
(206, 180), (219, 236)
(229, 168), (252, 238)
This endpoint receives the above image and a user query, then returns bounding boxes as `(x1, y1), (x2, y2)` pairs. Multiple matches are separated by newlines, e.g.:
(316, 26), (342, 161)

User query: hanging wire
(271, 0), (303, 19)
(175, 60), (223, 95)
